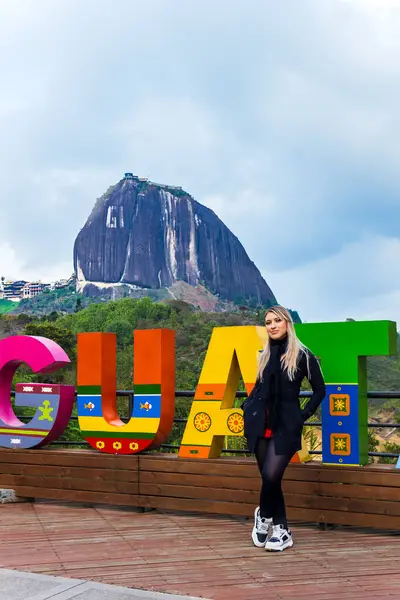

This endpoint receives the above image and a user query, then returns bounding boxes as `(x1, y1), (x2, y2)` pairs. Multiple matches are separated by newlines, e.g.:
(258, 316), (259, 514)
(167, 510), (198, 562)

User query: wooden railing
(0, 448), (399, 530)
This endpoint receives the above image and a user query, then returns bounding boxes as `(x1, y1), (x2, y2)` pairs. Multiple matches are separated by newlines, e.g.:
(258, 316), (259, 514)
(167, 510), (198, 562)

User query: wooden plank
(138, 494), (251, 516)
(139, 475), (400, 503)
(308, 468), (400, 488)
(139, 455), (260, 478)
(0, 449), (139, 471)
(139, 470), (260, 491)
(0, 474), (138, 495)
(10, 485), (139, 507)
(140, 482), (258, 504)
(140, 468), (400, 501)
(141, 455), (400, 488)
(0, 462), (138, 482)
(283, 480), (400, 501)
(288, 506), (400, 530)
(286, 463), (400, 487)
(140, 460), (400, 494)
(283, 492), (400, 516)
(140, 485), (400, 517)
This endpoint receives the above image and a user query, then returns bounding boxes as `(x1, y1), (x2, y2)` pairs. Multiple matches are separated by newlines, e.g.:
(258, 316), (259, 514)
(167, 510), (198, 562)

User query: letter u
(77, 329), (175, 454)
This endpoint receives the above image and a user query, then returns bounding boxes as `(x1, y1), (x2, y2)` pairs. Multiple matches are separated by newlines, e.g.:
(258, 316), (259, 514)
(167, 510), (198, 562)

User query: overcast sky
(1, 0), (399, 324)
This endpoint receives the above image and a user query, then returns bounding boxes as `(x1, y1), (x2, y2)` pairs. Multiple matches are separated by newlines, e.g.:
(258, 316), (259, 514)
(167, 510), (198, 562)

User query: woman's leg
(252, 437), (272, 546)
(254, 438), (271, 519)
(254, 437), (269, 474)
(259, 438), (293, 527)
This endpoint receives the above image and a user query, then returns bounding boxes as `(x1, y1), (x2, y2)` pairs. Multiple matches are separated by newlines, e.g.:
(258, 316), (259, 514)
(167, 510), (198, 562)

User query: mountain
(73, 173), (277, 307)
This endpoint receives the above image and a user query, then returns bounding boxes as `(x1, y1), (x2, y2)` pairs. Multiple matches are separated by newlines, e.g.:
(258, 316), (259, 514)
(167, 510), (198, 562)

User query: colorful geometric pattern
(227, 412), (244, 434)
(194, 412), (212, 432)
(295, 320), (397, 466)
(329, 393), (350, 417)
(179, 325), (311, 462)
(330, 433), (351, 456)
(76, 329), (175, 455)
(0, 335), (74, 449)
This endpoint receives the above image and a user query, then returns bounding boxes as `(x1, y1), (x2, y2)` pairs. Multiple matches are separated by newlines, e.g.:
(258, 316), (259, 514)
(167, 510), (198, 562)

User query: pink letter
(0, 336), (74, 449)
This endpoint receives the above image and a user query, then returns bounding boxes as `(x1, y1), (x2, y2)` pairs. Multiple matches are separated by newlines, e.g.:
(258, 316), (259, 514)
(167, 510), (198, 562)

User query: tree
(164, 299), (193, 314)
(378, 441), (400, 465)
(23, 321), (76, 360)
(17, 313), (33, 325)
(368, 430), (379, 463)
(104, 319), (133, 347)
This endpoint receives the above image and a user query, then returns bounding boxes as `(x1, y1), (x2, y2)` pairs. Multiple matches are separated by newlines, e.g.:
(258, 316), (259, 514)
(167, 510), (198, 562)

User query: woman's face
(265, 311), (288, 340)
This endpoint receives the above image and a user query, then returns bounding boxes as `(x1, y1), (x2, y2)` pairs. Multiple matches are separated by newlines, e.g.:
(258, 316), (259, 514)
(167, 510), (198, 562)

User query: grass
(0, 299), (17, 314)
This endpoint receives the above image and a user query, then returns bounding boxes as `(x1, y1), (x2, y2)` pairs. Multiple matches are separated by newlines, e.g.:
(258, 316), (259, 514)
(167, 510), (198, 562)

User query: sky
(1, 0), (400, 324)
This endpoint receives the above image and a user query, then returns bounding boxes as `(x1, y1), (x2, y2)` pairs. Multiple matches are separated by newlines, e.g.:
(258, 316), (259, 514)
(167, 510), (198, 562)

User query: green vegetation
(368, 430), (400, 464)
(11, 283), (92, 316)
(8, 281), (191, 316)
(367, 338), (400, 415)
(0, 299), (16, 314)
(55, 296), (264, 390)
(379, 441), (400, 464)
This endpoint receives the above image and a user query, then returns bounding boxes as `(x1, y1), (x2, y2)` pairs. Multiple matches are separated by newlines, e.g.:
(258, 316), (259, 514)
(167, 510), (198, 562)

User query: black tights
(255, 437), (293, 528)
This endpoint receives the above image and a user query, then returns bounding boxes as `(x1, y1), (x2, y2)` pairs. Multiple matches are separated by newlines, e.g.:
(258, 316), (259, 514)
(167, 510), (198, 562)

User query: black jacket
(242, 350), (326, 455)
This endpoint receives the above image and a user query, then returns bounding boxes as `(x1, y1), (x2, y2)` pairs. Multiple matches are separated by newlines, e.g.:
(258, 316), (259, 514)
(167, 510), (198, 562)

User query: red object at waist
(264, 408), (273, 438)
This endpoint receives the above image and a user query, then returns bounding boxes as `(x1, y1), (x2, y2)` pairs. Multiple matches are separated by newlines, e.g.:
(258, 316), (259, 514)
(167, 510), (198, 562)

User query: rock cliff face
(73, 174), (277, 305)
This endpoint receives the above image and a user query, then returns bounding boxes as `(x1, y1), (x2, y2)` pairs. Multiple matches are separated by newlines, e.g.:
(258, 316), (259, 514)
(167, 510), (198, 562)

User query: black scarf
(258, 335), (288, 430)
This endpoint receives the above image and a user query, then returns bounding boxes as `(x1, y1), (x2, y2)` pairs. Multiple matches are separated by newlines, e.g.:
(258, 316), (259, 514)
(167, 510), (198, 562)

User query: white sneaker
(265, 524), (294, 552)
(251, 506), (272, 547)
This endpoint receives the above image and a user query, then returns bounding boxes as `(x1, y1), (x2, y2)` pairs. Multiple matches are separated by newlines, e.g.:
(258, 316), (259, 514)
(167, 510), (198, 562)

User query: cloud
(0, 0), (399, 324)
(270, 235), (400, 323)
(0, 241), (71, 282)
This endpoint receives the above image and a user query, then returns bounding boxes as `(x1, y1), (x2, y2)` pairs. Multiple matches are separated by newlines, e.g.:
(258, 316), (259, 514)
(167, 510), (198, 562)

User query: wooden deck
(1, 501), (399, 599)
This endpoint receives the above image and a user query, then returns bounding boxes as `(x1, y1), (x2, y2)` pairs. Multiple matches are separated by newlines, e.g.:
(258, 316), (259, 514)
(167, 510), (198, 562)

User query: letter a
(179, 325), (310, 462)
(77, 329), (175, 454)
(179, 326), (265, 458)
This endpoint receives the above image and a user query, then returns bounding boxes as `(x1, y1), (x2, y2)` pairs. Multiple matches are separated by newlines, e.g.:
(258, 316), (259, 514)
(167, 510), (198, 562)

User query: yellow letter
(179, 325), (310, 462)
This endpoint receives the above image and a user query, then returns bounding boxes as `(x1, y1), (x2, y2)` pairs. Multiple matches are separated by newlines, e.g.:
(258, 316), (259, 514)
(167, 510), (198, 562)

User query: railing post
(128, 391), (134, 420)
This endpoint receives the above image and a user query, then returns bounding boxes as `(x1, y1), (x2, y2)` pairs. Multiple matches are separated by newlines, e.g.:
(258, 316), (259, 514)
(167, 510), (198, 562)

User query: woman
(242, 305), (326, 552)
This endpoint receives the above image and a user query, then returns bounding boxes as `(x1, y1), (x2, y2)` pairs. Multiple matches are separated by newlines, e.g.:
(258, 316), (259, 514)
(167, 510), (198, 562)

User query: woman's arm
(300, 352), (326, 422)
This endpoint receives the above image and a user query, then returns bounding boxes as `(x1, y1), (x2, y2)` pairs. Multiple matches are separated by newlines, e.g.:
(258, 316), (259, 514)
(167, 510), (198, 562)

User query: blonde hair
(257, 305), (309, 381)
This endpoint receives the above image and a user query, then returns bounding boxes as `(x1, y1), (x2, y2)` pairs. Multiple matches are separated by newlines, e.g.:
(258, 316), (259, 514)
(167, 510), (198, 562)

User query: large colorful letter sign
(295, 320), (397, 465)
(0, 321), (396, 462)
(0, 336), (74, 448)
(77, 328), (175, 454)
(179, 325), (310, 462)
